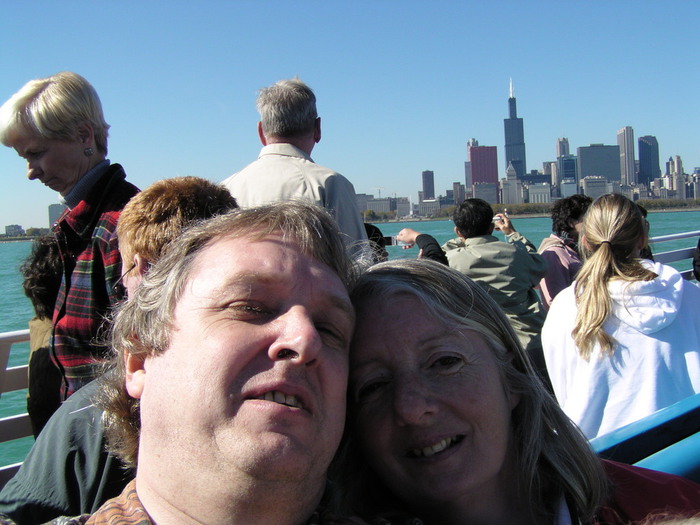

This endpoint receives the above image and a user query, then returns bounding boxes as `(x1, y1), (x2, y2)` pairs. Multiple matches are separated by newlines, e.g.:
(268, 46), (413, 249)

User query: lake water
(0, 209), (698, 465)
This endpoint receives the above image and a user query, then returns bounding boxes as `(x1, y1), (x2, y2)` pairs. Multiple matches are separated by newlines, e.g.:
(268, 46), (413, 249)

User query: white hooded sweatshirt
(542, 261), (700, 439)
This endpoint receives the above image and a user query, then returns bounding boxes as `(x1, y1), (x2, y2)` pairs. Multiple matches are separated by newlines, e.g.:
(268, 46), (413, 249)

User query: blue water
(0, 240), (35, 465)
(0, 210), (698, 465)
(376, 210), (700, 271)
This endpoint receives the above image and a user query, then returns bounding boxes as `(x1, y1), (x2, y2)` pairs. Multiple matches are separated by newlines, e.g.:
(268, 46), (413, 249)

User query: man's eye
(227, 303), (270, 320)
(316, 323), (349, 347)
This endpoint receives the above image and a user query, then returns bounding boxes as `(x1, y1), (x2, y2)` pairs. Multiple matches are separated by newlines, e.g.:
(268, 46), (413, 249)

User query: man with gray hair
(222, 78), (366, 247)
(45, 202), (357, 524)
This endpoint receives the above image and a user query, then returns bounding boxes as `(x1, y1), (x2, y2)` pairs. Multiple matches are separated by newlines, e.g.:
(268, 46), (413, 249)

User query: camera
(383, 236), (408, 246)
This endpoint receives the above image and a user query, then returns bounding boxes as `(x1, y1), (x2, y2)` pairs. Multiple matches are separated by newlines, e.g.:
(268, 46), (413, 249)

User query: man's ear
(454, 226), (464, 239)
(313, 117), (321, 143)
(257, 121), (267, 146)
(125, 352), (147, 399)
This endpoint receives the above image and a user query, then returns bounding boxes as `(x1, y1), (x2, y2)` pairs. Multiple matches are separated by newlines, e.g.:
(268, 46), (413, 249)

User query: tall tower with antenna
(503, 78), (527, 180)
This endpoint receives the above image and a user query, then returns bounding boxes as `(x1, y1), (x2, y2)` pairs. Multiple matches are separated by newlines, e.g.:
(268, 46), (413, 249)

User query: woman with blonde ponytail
(542, 193), (700, 439)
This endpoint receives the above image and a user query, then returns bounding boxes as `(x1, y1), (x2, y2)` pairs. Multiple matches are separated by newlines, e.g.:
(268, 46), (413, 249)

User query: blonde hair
(572, 194), (657, 358)
(0, 71), (110, 154)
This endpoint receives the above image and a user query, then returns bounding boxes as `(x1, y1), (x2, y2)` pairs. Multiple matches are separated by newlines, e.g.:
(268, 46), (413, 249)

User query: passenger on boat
(19, 234), (64, 437)
(637, 204), (655, 261)
(335, 258), (700, 524)
(542, 193), (700, 439)
(364, 223), (389, 264)
(0, 71), (140, 399)
(0, 177), (237, 524)
(221, 78), (367, 250)
(13, 202), (358, 524)
(537, 194), (592, 310)
(394, 198), (549, 388)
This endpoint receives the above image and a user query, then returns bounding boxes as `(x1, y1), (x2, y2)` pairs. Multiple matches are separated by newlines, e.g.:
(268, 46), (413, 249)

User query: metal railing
(649, 230), (700, 280)
(0, 329), (31, 487)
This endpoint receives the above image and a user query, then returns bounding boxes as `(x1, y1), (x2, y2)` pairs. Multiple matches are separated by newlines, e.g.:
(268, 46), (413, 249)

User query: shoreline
(372, 206), (700, 223)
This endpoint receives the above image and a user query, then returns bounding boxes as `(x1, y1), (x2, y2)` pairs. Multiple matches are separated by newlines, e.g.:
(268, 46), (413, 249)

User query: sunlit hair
(572, 193), (656, 358)
(333, 259), (607, 523)
(0, 71), (110, 154)
(452, 198), (494, 238)
(100, 201), (357, 467)
(257, 78), (318, 138)
(640, 513), (700, 525)
(551, 194), (592, 238)
(117, 176), (238, 266)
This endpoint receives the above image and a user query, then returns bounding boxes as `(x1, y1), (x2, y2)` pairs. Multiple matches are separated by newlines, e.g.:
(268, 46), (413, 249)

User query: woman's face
(350, 292), (519, 510)
(12, 133), (91, 196)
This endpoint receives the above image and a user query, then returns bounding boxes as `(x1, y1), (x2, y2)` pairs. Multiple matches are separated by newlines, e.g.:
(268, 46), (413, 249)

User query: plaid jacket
(52, 164), (139, 399)
(35, 480), (362, 525)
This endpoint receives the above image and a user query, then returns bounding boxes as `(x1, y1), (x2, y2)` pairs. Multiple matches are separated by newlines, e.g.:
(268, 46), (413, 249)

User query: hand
(493, 213), (516, 236)
(396, 227), (421, 248)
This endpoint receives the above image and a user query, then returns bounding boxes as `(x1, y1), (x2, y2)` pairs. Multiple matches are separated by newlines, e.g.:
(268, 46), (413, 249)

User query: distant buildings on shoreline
(359, 80), (699, 219)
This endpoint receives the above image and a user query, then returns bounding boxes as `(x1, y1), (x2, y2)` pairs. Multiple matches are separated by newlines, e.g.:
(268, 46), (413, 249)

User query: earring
(83, 147), (94, 157)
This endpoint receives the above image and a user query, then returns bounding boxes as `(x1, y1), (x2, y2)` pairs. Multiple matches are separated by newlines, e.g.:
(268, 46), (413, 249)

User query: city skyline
(1, 2), (698, 228)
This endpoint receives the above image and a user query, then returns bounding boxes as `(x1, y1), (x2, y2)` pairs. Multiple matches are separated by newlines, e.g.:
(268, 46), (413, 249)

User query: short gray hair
(101, 201), (357, 467)
(257, 78), (317, 138)
(0, 71), (110, 154)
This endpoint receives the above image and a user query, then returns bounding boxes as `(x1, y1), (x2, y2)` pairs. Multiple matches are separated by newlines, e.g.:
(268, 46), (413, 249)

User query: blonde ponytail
(572, 194), (657, 359)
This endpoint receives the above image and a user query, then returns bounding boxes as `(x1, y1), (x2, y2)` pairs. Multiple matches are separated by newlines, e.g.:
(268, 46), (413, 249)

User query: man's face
(128, 234), (354, 486)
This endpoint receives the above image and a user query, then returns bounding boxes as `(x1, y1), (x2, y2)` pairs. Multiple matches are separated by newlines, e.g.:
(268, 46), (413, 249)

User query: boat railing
(0, 329), (31, 487)
(649, 229), (700, 280)
(0, 230), (697, 489)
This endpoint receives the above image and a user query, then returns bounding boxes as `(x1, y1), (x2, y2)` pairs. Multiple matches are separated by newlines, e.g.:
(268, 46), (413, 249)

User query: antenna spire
(509, 78), (514, 99)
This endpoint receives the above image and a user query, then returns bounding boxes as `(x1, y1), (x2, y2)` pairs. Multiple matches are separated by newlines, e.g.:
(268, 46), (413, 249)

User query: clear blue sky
(1, 1), (698, 229)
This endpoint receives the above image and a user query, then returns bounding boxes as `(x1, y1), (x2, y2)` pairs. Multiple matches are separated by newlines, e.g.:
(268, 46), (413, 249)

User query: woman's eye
(431, 355), (463, 372)
(356, 380), (388, 402)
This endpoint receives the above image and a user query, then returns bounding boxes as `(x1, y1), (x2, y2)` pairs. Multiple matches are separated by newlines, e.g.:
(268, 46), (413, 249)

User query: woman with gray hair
(0, 71), (139, 399)
(334, 258), (700, 524)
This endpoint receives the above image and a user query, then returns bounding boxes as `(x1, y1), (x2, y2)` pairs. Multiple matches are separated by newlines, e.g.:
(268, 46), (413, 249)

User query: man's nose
(267, 306), (322, 366)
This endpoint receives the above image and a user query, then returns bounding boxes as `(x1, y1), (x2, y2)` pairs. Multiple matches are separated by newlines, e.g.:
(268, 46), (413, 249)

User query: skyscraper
(468, 143), (499, 185)
(48, 203), (67, 227)
(464, 138), (478, 188)
(638, 135), (661, 187)
(422, 170), (435, 200)
(556, 138), (570, 158)
(617, 126), (636, 186)
(577, 144), (621, 184)
(503, 79), (526, 180)
(557, 155), (578, 186)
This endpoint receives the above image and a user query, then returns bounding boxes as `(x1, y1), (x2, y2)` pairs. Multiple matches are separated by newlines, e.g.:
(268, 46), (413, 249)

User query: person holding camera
(396, 198), (550, 388)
